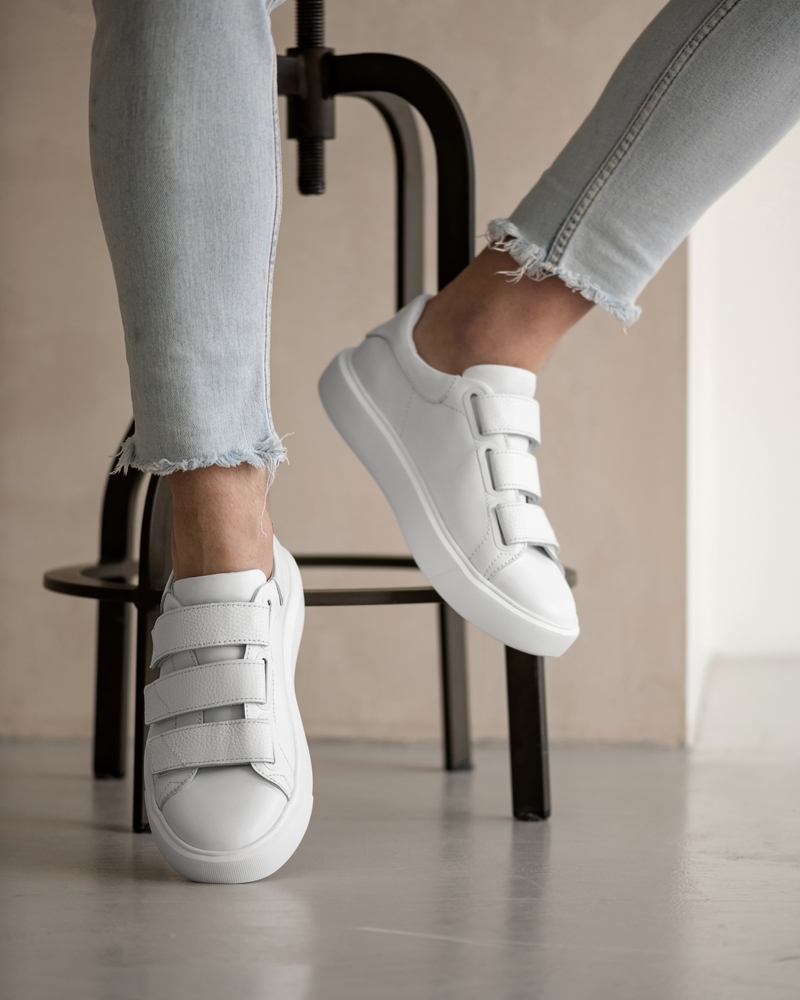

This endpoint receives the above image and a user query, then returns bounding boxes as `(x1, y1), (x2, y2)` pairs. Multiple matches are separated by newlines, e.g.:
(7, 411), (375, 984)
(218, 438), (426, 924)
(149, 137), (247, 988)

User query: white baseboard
(694, 658), (800, 758)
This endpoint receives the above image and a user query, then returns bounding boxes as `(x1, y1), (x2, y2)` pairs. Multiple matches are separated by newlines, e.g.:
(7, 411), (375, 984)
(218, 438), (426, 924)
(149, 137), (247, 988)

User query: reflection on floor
(1, 739), (799, 1000)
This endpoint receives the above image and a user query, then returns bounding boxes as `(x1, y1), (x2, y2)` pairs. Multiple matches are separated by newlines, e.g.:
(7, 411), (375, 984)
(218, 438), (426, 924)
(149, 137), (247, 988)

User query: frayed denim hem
(487, 219), (641, 326)
(113, 434), (288, 483)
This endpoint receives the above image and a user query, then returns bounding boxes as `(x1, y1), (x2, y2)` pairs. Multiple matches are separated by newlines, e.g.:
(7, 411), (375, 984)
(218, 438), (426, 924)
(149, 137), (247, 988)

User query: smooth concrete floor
(1, 740), (799, 1000)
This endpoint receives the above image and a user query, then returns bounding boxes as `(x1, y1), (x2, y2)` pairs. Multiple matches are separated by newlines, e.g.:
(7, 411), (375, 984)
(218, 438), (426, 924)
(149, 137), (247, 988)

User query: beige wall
(0, 0), (686, 744)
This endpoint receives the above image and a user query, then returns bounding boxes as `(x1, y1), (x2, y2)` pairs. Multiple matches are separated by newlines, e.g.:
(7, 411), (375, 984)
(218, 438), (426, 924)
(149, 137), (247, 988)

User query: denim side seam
(259, 37), (284, 470)
(549, 0), (742, 264)
(113, 433), (288, 479)
(489, 0), (743, 325)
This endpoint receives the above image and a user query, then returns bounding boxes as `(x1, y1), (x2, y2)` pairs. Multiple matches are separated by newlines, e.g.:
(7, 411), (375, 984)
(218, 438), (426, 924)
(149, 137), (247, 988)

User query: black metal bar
(438, 604), (472, 771)
(97, 423), (140, 564)
(304, 586), (440, 606)
(94, 422), (143, 779)
(295, 554), (417, 568)
(288, 1), (334, 194)
(297, 138), (325, 195)
(505, 648), (551, 821)
(132, 475), (167, 833)
(133, 602), (158, 833)
(132, 598), (149, 832)
(45, 564), (446, 607)
(44, 565), (139, 601)
(277, 54), (302, 96)
(93, 603), (131, 779)
(330, 53), (474, 290)
(350, 93), (424, 309)
(297, 0), (324, 46)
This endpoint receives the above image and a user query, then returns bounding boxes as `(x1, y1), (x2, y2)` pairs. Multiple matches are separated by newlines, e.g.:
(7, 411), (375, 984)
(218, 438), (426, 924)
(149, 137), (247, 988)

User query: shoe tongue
(462, 364), (537, 397)
(172, 569), (267, 608)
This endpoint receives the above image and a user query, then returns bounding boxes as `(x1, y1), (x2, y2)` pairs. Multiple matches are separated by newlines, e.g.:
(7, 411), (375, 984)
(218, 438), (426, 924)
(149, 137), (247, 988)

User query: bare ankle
(413, 247), (593, 375)
(169, 464), (274, 581)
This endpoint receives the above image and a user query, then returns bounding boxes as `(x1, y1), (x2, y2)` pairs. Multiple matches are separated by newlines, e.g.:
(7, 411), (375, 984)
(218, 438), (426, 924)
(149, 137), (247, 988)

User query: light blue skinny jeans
(89, 0), (800, 475)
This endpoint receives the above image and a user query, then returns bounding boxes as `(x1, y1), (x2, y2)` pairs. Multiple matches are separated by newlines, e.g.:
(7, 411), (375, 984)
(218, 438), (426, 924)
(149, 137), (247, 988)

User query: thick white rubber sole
(144, 546), (313, 884)
(319, 349), (579, 657)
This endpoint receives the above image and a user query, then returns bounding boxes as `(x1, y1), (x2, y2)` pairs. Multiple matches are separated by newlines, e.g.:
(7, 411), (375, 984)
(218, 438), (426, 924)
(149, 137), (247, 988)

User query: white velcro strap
(475, 395), (541, 444)
(148, 719), (274, 775)
(144, 660), (267, 725)
(150, 603), (271, 668)
(489, 451), (541, 500)
(496, 502), (559, 553)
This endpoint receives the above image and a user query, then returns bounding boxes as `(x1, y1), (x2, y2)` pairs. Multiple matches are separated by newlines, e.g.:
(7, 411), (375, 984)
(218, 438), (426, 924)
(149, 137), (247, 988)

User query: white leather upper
(144, 659), (267, 725)
(148, 718), (274, 774)
(496, 502), (558, 553)
(150, 602), (272, 668)
(488, 449), (541, 496)
(350, 295), (577, 629)
(474, 394), (541, 441)
(145, 544), (302, 851)
(160, 764), (287, 853)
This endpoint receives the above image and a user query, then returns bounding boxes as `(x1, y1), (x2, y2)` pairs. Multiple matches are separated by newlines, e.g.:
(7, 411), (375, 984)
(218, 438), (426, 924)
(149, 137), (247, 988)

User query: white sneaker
(319, 294), (579, 656)
(143, 538), (312, 883)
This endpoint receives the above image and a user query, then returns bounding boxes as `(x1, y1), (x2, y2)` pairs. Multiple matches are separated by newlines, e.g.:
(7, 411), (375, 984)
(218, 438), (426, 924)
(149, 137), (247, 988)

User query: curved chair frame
(44, 0), (570, 831)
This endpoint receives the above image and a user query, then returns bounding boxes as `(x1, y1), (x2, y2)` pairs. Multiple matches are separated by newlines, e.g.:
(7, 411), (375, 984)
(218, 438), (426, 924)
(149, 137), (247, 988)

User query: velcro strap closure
(144, 660), (267, 725)
(488, 451), (541, 500)
(475, 395), (541, 443)
(148, 719), (274, 775)
(150, 603), (271, 668)
(496, 502), (559, 552)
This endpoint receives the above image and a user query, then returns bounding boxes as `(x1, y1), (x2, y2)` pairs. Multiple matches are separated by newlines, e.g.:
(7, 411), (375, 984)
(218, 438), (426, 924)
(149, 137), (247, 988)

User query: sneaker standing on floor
(144, 539), (312, 884)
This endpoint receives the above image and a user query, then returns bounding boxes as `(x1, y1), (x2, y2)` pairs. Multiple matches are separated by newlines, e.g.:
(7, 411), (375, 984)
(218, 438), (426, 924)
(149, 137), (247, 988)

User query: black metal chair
(44, 0), (570, 832)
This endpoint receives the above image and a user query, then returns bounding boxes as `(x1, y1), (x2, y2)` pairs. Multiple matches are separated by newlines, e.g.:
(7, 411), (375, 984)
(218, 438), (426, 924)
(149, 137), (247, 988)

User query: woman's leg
(90, 0), (312, 885)
(416, 0), (800, 374)
(90, 0), (285, 578)
(321, 0), (800, 659)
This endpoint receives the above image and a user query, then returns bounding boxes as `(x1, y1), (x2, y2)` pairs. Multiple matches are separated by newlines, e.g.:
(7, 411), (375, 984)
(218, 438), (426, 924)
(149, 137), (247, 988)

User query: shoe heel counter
(366, 294), (459, 405)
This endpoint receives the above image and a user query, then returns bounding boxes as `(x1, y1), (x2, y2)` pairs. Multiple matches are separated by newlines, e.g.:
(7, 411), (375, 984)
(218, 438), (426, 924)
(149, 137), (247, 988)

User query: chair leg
(93, 424), (143, 779)
(505, 647), (550, 820)
(133, 601), (159, 833)
(133, 475), (174, 832)
(93, 602), (131, 778)
(438, 603), (472, 771)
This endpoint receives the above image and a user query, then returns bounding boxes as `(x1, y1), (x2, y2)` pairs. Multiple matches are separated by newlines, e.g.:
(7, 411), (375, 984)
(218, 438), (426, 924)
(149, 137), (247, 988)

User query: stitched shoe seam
(485, 548), (523, 581)
(256, 768), (291, 797)
(156, 772), (194, 809)
(155, 753), (272, 770)
(467, 521), (493, 563)
(441, 398), (466, 416)
(398, 390), (414, 440)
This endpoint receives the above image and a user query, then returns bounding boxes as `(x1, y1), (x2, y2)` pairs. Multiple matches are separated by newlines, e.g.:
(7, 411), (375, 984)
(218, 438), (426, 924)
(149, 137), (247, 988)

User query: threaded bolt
(298, 138), (325, 195)
(297, 0), (324, 47)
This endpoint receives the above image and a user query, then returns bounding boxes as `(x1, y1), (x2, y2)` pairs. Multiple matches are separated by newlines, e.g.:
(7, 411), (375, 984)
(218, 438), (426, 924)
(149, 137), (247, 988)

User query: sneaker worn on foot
(319, 294), (579, 656)
(144, 538), (312, 883)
